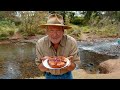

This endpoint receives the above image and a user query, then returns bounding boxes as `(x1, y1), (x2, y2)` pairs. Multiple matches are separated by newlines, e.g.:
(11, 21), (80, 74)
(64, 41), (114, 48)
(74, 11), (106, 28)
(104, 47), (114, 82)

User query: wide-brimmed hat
(40, 14), (72, 29)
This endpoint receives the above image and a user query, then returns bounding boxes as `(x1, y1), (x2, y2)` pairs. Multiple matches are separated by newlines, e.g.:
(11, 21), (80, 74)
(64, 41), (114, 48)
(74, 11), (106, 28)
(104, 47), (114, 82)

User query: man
(35, 14), (80, 79)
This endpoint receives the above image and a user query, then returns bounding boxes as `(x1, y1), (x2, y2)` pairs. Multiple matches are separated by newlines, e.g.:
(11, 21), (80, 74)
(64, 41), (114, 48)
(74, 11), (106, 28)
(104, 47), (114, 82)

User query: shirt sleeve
(35, 41), (44, 66)
(69, 40), (81, 69)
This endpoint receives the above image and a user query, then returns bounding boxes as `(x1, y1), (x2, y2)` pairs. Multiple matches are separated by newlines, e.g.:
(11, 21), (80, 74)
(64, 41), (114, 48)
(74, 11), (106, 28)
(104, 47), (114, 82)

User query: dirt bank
(0, 35), (45, 44)
(0, 33), (119, 45)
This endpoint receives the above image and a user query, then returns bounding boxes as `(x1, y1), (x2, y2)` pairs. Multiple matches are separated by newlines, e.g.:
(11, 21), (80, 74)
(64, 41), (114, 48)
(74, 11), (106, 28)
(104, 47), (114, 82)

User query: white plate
(42, 58), (70, 69)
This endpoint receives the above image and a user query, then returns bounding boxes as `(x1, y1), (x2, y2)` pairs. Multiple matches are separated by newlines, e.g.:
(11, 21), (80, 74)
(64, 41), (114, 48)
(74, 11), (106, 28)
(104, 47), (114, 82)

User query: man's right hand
(37, 56), (50, 72)
(41, 56), (49, 61)
(38, 63), (49, 72)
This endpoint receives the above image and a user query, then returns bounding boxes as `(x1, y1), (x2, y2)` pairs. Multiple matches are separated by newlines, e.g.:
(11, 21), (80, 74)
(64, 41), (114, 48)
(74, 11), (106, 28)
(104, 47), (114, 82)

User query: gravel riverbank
(25, 69), (120, 79)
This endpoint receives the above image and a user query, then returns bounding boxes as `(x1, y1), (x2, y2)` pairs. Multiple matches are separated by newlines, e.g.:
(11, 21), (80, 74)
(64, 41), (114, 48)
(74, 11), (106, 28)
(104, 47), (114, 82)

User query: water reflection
(0, 43), (42, 79)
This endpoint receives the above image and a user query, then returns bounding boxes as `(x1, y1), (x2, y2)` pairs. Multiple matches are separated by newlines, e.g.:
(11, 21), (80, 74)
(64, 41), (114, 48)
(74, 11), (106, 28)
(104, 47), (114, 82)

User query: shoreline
(0, 35), (119, 45)
(26, 69), (120, 79)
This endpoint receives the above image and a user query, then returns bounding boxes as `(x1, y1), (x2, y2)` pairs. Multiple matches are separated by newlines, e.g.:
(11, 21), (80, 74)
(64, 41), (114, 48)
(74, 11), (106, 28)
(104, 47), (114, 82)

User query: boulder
(99, 58), (120, 74)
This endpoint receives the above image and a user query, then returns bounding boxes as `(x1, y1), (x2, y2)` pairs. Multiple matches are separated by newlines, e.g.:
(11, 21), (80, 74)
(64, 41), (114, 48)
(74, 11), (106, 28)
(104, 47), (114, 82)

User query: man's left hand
(67, 56), (73, 62)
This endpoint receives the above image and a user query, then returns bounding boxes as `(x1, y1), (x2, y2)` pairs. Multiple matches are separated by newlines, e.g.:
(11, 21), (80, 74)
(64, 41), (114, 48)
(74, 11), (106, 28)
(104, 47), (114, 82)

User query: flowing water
(78, 40), (120, 73)
(0, 40), (120, 78)
(0, 42), (42, 79)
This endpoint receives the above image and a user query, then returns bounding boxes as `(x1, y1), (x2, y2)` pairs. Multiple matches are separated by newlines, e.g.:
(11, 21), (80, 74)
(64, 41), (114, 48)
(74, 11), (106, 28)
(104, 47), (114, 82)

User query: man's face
(46, 26), (64, 44)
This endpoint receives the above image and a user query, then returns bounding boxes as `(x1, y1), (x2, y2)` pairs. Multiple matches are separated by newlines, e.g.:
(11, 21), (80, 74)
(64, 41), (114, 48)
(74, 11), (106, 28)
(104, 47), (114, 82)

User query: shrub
(71, 16), (84, 25)
(0, 33), (8, 40)
(8, 30), (14, 36)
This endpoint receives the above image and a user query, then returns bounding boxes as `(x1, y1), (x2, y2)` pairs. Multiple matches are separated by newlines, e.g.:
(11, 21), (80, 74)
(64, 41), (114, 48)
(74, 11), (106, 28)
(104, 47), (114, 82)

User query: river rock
(99, 58), (120, 74)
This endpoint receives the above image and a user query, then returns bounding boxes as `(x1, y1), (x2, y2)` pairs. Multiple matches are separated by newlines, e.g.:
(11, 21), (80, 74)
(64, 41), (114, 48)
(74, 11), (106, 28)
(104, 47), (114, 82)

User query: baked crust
(48, 56), (67, 68)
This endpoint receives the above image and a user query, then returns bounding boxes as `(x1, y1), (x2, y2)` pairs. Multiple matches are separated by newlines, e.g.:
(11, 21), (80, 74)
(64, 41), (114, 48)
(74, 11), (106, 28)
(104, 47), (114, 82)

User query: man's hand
(38, 63), (49, 72)
(41, 56), (49, 61)
(66, 62), (76, 71)
(37, 56), (50, 72)
(66, 56), (76, 71)
(67, 56), (73, 62)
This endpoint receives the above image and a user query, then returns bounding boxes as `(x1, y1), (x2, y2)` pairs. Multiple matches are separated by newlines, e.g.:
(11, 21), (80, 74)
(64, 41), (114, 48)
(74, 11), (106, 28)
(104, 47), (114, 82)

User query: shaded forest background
(0, 11), (120, 41)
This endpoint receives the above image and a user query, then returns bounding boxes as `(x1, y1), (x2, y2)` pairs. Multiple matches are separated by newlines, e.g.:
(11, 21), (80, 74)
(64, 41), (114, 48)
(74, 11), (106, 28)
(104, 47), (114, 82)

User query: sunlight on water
(79, 41), (120, 57)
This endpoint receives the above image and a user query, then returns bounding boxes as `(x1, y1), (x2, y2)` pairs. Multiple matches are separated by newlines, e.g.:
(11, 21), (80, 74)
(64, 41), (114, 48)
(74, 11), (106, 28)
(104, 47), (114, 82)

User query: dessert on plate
(47, 56), (68, 68)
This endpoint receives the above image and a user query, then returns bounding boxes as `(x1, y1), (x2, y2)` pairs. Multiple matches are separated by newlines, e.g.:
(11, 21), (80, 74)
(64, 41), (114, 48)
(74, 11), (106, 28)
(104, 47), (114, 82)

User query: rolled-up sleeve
(35, 41), (43, 66)
(69, 39), (81, 69)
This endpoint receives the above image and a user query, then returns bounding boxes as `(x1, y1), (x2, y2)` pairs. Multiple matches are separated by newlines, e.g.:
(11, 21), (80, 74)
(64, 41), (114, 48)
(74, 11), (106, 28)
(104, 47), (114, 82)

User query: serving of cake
(47, 56), (68, 68)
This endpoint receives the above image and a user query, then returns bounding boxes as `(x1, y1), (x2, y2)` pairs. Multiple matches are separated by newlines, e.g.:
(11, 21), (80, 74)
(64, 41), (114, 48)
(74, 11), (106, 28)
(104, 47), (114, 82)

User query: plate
(42, 58), (70, 69)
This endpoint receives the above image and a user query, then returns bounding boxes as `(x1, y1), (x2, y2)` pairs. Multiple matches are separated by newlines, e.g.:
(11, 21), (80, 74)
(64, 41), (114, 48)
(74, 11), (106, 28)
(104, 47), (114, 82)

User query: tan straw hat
(40, 14), (72, 29)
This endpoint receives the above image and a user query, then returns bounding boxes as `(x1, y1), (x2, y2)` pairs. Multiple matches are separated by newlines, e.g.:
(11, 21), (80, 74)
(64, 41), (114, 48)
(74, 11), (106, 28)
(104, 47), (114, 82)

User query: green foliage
(98, 25), (118, 37)
(37, 29), (45, 35)
(81, 26), (90, 33)
(0, 11), (120, 40)
(0, 33), (8, 40)
(0, 20), (12, 26)
(0, 20), (18, 40)
(8, 30), (14, 36)
(84, 19), (120, 38)
(70, 16), (84, 25)
(19, 11), (48, 36)
(65, 24), (81, 40)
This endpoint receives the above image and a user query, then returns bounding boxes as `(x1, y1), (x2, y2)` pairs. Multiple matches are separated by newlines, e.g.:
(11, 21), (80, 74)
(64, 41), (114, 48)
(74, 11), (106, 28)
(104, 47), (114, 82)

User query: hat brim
(40, 24), (72, 29)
